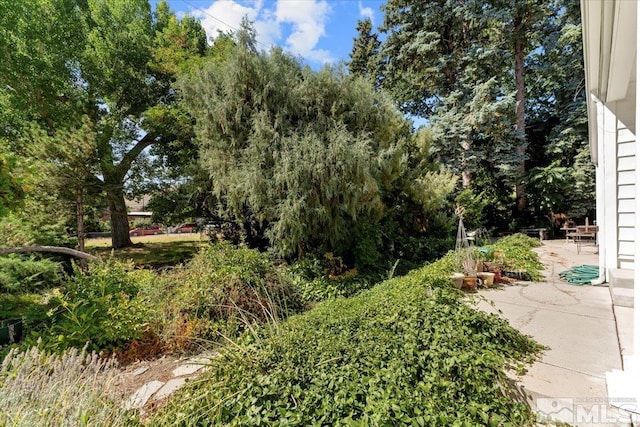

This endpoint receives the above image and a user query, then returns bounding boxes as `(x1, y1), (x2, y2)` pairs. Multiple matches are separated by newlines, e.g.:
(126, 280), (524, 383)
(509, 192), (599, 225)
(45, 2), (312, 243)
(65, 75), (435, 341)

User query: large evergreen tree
(380, 0), (518, 189)
(524, 0), (593, 225)
(376, 0), (591, 228)
(348, 18), (382, 88)
(180, 31), (456, 261)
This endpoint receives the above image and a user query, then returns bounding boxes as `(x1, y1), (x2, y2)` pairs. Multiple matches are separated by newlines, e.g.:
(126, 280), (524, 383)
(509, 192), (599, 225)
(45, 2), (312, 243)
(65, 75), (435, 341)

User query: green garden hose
(559, 265), (600, 285)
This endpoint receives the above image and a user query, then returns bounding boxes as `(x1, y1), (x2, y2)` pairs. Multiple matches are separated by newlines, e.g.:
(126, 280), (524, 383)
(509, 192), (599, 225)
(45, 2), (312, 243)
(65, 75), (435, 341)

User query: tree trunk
(107, 187), (133, 249)
(76, 187), (87, 269)
(461, 132), (472, 188)
(514, 13), (527, 214)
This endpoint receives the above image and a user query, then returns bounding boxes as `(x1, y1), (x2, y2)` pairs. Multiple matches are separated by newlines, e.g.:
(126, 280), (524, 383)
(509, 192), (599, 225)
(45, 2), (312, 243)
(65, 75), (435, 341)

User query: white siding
(619, 184), (636, 198)
(617, 123), (636, 268)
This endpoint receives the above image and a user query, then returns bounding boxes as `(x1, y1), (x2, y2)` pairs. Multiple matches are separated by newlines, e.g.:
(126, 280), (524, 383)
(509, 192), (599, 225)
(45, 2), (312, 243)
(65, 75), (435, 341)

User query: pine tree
(380, 0), (515, 188)
(348, 18), (382, 88)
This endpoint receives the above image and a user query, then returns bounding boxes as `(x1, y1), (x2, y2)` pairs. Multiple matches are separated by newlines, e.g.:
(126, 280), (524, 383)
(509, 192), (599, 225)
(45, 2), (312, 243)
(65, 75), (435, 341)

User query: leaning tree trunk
(75, 187), (87, 269)
(107, 187), (133, 249)
(514, 11), (527, 214)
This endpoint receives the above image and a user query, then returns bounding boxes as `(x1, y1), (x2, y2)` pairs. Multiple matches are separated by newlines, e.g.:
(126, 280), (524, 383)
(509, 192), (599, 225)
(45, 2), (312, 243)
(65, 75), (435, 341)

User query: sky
(154, 0), (386, 65)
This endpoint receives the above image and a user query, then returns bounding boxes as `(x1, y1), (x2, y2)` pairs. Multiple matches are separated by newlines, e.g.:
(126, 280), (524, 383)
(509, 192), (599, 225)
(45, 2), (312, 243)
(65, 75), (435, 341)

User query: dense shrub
(151, 253), (542, 426)
(142, 242), (305, 351)
(26, 260), (152, 352)
(0, 345), (137, 426)
(490, 233), (544, 281)
(285, 255), (375, 303)
(0, 255), (64, 293)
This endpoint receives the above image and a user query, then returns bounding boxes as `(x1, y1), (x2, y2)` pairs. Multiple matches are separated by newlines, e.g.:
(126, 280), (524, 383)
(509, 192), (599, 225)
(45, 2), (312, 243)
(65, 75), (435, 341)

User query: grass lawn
(86, 233), (210, 268)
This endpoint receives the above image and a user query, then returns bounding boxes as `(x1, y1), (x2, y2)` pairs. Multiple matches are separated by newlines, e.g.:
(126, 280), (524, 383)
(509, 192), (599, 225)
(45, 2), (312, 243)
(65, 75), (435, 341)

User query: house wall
(617, 119), (636, 269)
(597, 93), (636, 274)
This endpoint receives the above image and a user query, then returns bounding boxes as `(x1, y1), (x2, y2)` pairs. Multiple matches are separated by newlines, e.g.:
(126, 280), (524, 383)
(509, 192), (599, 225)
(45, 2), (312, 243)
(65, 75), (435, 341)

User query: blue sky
(155, 0), (386, 65)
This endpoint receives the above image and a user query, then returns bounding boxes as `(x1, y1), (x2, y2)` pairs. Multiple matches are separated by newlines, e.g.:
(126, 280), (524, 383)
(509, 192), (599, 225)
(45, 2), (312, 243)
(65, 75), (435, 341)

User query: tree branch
(0, 246), (98, 260)
(116, 132), (157, 179)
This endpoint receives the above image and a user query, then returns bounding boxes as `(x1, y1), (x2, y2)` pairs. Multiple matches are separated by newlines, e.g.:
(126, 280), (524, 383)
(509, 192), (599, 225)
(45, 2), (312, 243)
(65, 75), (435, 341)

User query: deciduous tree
(0, 0), (208, 248)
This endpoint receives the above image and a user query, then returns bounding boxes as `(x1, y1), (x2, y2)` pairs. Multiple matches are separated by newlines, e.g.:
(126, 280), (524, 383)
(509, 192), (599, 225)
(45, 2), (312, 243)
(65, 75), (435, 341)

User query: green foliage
(28, 260), (151, 352)
(0, 255), (64, 294)
(0, 293), (44, 321)
(1, 0), (210, 249)
(348, 18), (382, 87)
(285, 255), (374, 303)
(180, 38), (456, 260)
(141, 242), (305, 350)
(0, 149), (24, 217)
(0, 196), (75, 247)
(456, 189), (489, 231)
(152, 252), (541, 426)
(490, 234), (543, 281)
(376, 0), (592, 228)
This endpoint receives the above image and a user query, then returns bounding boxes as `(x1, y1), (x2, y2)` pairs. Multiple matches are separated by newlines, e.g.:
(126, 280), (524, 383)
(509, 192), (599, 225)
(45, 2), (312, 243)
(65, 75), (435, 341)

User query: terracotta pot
(462, 276), (479, 292)
(493, 271), (502, 283)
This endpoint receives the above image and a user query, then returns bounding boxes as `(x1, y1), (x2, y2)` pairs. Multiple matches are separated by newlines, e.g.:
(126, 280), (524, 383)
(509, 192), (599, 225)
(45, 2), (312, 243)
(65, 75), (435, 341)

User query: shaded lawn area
(1, 236), (210, 322)
(86, 235), (210, 269)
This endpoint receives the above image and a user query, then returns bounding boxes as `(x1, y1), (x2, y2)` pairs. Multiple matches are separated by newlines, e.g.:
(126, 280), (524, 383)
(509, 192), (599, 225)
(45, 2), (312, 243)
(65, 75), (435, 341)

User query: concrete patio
(474, 239), (638, 426)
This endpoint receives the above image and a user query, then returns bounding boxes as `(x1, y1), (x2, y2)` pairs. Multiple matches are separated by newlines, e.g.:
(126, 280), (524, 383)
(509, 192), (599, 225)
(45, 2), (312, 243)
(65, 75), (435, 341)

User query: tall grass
(0, 345), (138, 426)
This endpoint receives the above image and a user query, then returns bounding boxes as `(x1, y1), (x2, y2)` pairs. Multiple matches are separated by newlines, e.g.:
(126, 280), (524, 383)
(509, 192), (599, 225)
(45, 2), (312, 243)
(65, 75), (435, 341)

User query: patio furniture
(520, 227), (548, 241)
(567, 225), (598, 253)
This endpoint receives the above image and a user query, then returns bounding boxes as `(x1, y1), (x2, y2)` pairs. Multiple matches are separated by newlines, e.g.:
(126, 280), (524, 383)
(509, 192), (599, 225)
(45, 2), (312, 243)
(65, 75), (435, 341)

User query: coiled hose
(559, 265), (600, 285)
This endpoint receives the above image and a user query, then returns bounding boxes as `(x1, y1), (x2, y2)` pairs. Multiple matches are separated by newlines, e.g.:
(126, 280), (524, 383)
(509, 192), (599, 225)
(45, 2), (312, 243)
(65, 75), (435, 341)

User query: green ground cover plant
(151, 245), (543, 426)
(488, 234), (544, 281)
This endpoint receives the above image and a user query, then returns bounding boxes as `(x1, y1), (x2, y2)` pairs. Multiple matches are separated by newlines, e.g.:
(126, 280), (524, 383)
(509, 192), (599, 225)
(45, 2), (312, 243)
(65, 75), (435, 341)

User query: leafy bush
(286, 255), (375, 303)
(151, 255), (542, 426)
(142, 242), (305, 351)
(0, 345), (138, 426)
(0, 255), (64, 293)
(27, 260), (151, 352)
(490, 234), (544, 281)
(455, 189), (489, 231)
(0, 293), (43, 320)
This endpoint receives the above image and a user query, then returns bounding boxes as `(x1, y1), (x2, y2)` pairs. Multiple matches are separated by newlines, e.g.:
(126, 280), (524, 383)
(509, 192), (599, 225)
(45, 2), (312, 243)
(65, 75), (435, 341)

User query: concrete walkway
(474, 240), (638, 426)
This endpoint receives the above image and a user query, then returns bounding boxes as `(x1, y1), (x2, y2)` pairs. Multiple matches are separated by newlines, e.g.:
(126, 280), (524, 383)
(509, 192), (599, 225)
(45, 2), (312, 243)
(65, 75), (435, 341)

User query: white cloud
(190, 0), (334, 64)
(192, 1), (258, 37)
(358, 1), (374, 23)
(274, 0), (333, 63)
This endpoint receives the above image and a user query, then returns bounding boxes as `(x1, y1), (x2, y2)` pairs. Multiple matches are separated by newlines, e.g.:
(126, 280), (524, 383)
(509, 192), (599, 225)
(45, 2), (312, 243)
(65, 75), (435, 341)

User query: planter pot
(484, 261), (501, 272)
(462, 276), (479, 293)
(450, 273), (464, 289)
(477, 272), (495, 287)
(493, 270), (502, 284)
(0, 318), (23, 345)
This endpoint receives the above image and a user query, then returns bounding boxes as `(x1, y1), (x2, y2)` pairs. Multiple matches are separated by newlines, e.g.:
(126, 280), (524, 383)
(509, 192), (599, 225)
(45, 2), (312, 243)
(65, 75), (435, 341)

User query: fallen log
(0, 246), (98, 261)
